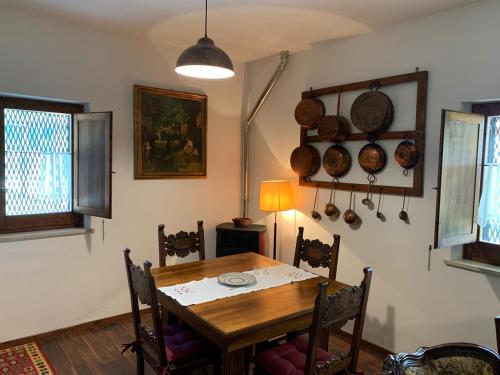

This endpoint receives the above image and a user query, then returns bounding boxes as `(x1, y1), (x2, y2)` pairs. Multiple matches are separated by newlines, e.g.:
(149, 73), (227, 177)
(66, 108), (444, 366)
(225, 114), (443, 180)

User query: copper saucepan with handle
(294, 98), (325, 129)
(395, 140), (419, 175)
(317, 89), (351, 143)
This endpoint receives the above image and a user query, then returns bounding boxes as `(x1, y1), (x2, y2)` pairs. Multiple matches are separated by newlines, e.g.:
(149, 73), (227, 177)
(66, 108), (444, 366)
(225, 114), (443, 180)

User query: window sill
(444, 259), (500, 277)
(0, 227), (94, 243)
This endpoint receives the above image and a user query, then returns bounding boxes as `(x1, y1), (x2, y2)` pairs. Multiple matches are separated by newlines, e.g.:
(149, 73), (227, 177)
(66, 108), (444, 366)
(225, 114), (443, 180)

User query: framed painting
(134, 85), (207, 179)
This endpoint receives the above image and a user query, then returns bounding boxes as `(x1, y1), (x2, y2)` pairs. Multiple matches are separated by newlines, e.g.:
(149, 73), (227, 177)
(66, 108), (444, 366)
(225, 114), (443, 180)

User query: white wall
(245, 0), (500, 352)
(0, 8), (245, 342)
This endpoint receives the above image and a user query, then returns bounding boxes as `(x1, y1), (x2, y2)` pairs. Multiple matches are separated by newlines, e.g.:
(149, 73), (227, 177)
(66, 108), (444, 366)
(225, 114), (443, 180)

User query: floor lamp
(259, 180), (293, 260)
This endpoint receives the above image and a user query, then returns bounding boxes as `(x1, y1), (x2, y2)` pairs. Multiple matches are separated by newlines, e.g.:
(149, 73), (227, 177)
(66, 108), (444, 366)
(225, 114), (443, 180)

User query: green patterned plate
(217, 272), (257, 287)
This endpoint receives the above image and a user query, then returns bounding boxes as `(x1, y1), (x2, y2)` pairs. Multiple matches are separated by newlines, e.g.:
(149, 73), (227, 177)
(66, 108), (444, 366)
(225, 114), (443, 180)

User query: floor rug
(0, 342), (55, 374)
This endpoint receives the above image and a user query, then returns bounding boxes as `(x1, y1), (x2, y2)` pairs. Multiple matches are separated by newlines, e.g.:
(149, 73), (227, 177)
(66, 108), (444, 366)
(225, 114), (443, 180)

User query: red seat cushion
(163, 323), (212, 362)
(255, 337), (333, 375)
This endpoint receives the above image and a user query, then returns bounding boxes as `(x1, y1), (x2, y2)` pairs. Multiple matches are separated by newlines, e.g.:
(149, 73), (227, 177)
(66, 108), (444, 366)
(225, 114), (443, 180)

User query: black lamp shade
(175, 37), (234, 79)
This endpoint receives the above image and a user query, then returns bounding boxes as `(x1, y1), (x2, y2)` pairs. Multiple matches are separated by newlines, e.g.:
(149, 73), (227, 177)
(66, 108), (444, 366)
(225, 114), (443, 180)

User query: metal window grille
(4, 108), (72, 216)
(480, 116), (500, 244)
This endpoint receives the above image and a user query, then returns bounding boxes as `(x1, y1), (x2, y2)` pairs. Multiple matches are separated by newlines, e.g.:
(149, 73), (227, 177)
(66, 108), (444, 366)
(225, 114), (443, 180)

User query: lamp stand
(273, 211), (277, 260)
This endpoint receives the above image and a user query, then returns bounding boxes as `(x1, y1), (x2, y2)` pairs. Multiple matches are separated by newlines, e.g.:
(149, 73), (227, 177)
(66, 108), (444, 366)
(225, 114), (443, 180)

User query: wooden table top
(152, 253), (349, 350)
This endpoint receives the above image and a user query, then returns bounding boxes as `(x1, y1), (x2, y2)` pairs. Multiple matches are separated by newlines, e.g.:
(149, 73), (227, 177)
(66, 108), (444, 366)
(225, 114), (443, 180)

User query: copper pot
(395, 141), (419, 169)
(322, 145), (352, 178)
(294, 98), (325, 129)
(290, 145), (321, 176)
(358, 143), (387, 174)
(317, 89), (351, 142)
(317, 115), (351, 143)
(350, 82), (394, 135)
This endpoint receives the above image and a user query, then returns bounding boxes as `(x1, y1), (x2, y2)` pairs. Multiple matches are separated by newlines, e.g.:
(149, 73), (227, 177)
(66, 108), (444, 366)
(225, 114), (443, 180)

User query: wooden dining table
(151, 252), (350, 374)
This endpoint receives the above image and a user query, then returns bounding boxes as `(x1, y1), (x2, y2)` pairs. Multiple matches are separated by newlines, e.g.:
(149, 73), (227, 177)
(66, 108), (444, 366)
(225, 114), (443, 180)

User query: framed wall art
(134, 85), (207, 179)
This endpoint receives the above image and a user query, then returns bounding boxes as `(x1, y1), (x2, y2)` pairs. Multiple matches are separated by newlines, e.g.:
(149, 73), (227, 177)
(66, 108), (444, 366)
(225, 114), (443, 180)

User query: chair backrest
(496, 315), (500, 353)
(158, 220), (206, 267)
(293, 226), (340, 280)
(381, 343), (500, 375)
(123, 249), (168, 368)
(304, 267), (372, 375)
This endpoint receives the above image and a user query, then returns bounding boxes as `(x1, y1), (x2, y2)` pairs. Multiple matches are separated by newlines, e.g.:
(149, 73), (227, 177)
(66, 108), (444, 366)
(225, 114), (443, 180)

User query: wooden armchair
(122, 249), (219, 374)
(381, 343), (500, 375)
(158, 220), (205, 267)
(254, 267), (373, 375)
(293, 226), (340, 280)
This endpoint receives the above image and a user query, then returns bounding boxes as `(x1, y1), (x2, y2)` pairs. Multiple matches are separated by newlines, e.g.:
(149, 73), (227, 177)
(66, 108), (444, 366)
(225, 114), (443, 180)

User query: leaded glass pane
(479, 116), (500, 244)
(4, 108), (72, 216)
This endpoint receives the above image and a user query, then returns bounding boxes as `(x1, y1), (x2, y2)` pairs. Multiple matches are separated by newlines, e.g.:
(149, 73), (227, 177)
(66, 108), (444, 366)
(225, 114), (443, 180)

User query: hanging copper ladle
(324, 178), (340, 217)
(376, 188), (385, 221)
(312, 185), (322, 220)
(399, 190), (409, 221)
(343, 190), (358, 224)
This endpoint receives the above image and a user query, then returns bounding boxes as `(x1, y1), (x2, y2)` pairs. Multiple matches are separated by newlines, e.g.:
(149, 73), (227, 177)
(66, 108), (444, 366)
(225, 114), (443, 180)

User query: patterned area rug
(0, 342), (55, 374)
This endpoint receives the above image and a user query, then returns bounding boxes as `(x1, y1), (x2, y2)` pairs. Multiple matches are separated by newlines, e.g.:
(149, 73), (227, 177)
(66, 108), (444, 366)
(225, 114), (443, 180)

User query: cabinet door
(434, 110), (484, 248)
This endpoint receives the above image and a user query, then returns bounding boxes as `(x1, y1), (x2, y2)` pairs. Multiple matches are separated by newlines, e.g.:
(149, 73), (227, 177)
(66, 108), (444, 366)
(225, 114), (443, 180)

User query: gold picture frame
(134, 85), (207, 179)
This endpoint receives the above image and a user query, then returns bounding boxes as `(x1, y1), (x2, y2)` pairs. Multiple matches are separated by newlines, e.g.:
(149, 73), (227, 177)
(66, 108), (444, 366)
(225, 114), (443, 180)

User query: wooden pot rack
(299, 70), (428, 197)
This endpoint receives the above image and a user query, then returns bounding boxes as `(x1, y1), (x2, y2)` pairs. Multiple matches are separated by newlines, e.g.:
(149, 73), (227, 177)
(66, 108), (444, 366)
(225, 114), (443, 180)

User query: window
(434, 105), (500, 267)
(0, 97), (112, 234)
(463, 102), (500, 266)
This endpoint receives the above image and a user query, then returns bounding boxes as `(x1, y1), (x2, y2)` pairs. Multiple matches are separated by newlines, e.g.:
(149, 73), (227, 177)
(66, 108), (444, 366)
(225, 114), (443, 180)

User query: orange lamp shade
(259, 180), (293, 212)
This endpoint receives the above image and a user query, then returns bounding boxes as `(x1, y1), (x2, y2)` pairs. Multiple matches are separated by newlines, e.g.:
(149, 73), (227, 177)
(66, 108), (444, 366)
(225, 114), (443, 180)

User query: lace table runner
(157, 263), (318, 306)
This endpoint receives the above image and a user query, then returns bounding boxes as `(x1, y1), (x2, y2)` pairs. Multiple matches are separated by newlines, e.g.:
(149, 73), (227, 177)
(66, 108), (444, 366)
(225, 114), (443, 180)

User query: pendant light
(175, 0), (234, 79)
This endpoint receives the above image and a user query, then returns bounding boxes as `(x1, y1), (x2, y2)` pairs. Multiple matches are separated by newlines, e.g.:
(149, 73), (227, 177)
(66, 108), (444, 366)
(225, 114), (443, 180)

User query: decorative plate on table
(217, 272), (257, 287)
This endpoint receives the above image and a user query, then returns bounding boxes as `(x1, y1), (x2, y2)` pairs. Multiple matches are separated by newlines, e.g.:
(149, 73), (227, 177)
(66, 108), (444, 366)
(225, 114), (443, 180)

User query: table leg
(221, 348), (246, 375)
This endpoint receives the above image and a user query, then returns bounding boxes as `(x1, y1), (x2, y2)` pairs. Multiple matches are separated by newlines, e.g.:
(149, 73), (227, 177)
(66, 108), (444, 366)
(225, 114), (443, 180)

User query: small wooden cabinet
(216, 223), (266, 258)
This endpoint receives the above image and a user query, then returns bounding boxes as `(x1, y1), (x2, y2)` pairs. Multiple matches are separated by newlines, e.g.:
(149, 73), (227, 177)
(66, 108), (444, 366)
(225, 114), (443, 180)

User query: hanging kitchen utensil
(399, 190), (409, 221)
(343, 191), (358, 224)
(311, 185), (321, 220)
(294, 98), (325, 129)
(395, 140), (419, 176)
(362, 175), (375, 207)
(322, 145), (352, 178)
(290, 145), (321, 176)
(317, 89), (351, 143)
(324, 178), (340, 217)
(350, 81), (394, 135)
(376, 188), (385, 221)
(358, 143), (387, 174)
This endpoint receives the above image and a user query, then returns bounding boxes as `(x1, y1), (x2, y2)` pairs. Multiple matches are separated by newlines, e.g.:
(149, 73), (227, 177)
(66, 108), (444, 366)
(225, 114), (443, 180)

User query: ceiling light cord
(204, 0), (208, 37)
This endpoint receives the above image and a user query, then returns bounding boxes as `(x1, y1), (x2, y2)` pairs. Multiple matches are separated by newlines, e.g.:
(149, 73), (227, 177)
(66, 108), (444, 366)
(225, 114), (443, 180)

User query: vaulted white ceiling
(0, 0), (481, 61)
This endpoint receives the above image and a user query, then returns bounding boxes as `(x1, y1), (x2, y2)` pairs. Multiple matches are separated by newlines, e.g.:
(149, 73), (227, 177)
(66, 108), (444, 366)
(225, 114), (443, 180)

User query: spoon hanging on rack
(311, 185), (322, 220)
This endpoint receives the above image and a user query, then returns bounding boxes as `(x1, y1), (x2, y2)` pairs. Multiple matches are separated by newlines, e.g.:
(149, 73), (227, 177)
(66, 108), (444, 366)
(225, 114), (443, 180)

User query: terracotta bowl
(232, 217), (252, 228)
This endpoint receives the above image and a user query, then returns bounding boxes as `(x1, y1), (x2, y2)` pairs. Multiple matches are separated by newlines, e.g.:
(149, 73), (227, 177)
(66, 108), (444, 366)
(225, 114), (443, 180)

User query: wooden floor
(10, 315), (386, 374)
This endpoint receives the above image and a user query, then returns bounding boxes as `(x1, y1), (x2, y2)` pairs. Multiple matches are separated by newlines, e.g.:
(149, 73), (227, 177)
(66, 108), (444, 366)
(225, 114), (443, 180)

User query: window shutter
(434, 110), (484, 248)
(73, 112), (112, 218)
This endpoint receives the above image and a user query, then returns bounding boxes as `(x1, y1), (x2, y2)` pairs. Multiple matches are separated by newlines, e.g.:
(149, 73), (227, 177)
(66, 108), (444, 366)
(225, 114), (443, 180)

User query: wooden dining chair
(122, 249), (219, 375)
(293, 226), (340, 280)
(254, 267), (373, 375)
(158, 220), (205, 267)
